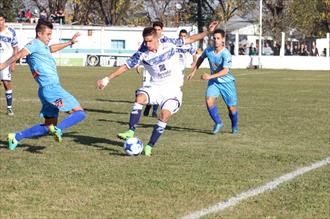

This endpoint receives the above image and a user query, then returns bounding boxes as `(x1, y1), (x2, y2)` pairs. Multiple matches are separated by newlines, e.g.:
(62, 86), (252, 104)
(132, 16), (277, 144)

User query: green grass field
(0, 66), (329, 218)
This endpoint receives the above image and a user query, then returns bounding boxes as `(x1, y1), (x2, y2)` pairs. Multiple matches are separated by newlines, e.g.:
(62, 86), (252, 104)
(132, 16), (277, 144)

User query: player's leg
(151, 104), (158, 117)
(221, 81), (238, 134)
(1, 68), (14, 116)
(143, 104), (151, 116)
(118, 91), (148, 140)
(7, 103), (57, 150)
(205, 83), (223, 134)
(44, 85), (86, 142)
(144, 97), (181, 156)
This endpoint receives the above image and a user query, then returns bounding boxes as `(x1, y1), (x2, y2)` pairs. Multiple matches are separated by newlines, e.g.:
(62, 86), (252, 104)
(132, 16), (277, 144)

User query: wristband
(102, 77), (110, 86)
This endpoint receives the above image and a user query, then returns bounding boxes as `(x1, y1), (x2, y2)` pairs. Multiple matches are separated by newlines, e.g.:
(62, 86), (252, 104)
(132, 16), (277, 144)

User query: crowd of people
(230, 40), (323, 57)
(15, 9), (65, 24)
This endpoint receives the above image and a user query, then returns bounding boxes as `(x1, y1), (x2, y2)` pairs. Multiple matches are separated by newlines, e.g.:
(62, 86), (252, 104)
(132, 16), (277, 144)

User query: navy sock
(229, 110), (238, 129)
(152, 104), (158, 114)
(5, 90), (12, 109)
(148, 120), (167, 147)
(15, 124), (49, 141)
(129, 103), (143, 130)
(207, 104), (222, 124)
(57, 110), (86, 131)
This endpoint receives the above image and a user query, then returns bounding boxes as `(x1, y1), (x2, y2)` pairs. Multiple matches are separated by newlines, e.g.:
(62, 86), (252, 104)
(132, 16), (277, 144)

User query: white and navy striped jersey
(126, 37), (185, 88)
(0, 27), (18, 63)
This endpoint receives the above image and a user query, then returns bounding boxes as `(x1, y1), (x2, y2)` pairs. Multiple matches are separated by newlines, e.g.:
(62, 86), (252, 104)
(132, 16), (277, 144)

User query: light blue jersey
(25, 39), (59, 87)
(201, 47), (235, 83)
(202, 47), (237, 106)
(24, 39), (80, 118)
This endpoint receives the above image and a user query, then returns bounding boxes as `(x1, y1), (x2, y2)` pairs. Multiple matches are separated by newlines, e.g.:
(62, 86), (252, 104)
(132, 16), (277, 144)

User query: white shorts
(142, 70), (151, 87)
(137, 86), (182, 114)
(0, 67), (11, 81)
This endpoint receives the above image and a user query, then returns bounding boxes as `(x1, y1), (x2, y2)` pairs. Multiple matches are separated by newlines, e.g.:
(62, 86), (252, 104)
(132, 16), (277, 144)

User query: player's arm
(96, 65), (129, 90)
(201, 67), (229, 81)
(184, 21), (218, 45)
(10, 46), (19, 72)
(50, 32), (80, 53)
(0, 48), (29, 71)
(186, 55), (205, 80)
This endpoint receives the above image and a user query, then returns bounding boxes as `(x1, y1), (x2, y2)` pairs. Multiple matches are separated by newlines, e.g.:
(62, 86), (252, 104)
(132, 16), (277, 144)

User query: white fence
(9, 23), (330, 70)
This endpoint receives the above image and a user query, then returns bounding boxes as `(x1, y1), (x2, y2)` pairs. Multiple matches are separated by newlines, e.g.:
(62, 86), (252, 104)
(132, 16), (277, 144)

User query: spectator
(56, 9), (65, 24)
(39, 10), (47, 21)
(25, 9), (32, 23)
(299, 43), (309, 56)
(322, 48), (327, 56)
(248, 43), (258, 69)
(229, 42), (235, 55)
(310, 42), (319, 56)
(292, 44), (299, 55)
(273, 42), (280, 56)
(285, 43), (292, 55)
(263, 42), (273, 55)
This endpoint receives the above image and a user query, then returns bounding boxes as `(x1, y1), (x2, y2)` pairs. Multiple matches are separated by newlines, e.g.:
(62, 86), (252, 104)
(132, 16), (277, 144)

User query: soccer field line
(181, 157), (330, 219)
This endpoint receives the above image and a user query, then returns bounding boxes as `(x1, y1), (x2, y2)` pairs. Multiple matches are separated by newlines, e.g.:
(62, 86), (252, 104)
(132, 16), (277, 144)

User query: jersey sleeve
(125, 51), (143, 69)
(200, 48), (208, 59)
(10, 29), (18, 47)
(161, 37), (185, 47)
(223, 50), (232, 68)
(24, 40), (38, 55)
(189, 44), (196, 55)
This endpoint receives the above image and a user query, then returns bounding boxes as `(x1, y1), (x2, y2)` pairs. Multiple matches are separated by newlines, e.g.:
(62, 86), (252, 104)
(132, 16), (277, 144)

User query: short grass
(0, 66), (329, 218)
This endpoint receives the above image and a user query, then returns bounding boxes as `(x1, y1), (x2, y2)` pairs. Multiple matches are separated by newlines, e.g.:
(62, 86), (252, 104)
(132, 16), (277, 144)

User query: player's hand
(186, 72), (195, 81)
(70, 32), (81, 45)
(207, 21), (219, 32)
(201, 73), (211, 81)
(96, 77), (110, 90)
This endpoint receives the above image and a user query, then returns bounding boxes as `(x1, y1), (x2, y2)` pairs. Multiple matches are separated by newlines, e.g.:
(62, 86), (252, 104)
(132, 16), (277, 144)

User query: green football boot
(143, 144), (153, 156)
(117, 130), (134, 140)
(8, 133), (19, 150)
(48, 124), (63, 142)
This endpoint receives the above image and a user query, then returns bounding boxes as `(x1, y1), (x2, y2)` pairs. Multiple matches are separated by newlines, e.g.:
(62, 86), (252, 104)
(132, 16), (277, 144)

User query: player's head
(213, 29), (225, 48)
(0, 13), (6, 29)
(35, 19), (53, 45)
(143, 27), (158, 52)
(179, 29), (188, 39)
(152, 21), (164, 38)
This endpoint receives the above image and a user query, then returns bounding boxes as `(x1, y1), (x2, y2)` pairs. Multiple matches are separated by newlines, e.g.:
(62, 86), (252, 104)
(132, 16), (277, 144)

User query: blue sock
(57, 110), (86, 131)
(5, 90), (13, 109)
(207, 104), (222, 125)
(15, 124), (49, 141)
(152, 104), (158, 114)
(229, 110), (238, 129)
(148, 120), (167, 147)
(129, 103), (143, 130)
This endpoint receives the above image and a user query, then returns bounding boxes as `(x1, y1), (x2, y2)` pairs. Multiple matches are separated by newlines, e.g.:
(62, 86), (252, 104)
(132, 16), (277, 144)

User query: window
(111, 40), (125, 49)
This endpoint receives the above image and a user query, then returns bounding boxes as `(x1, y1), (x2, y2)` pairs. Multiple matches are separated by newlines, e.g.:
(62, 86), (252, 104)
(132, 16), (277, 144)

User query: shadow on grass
(84, 107), (127, 115)
(98, 119), (211, 135)
(96, 98), (134, 104)
(63, 132), (126, 156)
(0, 141), (45, 154)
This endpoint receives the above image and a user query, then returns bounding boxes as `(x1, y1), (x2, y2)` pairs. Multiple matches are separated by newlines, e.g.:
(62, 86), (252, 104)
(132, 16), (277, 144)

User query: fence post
(235, 31), (239, 56)
(280, 32), (285, 57)
(327, 33), (329, 57)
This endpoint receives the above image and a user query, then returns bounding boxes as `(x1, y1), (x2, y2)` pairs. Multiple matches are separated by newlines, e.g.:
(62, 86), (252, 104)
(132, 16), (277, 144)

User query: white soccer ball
(124, 137), (143, 156)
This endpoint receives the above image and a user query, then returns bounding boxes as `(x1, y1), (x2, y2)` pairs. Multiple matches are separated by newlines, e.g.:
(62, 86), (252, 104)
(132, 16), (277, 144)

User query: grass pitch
(0, 66), (329, 218)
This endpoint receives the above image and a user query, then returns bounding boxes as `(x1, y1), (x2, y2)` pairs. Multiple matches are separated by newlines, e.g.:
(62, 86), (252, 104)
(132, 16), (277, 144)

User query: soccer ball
(123, 137), (144, 156)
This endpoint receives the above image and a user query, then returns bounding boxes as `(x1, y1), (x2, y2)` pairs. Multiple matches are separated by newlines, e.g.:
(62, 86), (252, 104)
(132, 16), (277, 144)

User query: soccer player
(142, 21), (165, 118)
(97, 21), (219, 156)
(0, 19), (86, 150)
(187, 29), (238, 135)
(0, 13), (18, 116)
(177, 29), (197, 77)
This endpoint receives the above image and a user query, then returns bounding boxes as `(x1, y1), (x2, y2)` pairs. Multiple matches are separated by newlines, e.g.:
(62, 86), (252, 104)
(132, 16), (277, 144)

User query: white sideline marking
(181, 157), (330, 219)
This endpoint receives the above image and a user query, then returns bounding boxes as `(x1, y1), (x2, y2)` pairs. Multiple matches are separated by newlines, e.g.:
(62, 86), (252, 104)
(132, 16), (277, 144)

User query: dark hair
(213, 29), (225, 38)
(179, 29), (188, 35)
(0, 13), (6, 19)
(36, 19), (53, 35)
(142, 27), (155, 38)
(152, 21), (164, 29)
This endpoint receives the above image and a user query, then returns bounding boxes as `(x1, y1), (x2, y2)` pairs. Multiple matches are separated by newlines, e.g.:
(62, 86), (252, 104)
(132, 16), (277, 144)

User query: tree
(0, 0), (23, 22)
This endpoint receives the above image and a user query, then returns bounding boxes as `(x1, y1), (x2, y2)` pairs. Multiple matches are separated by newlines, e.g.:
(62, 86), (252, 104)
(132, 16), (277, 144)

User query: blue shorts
(38, 84), (80, 118)
(205, 80), (237, 106)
